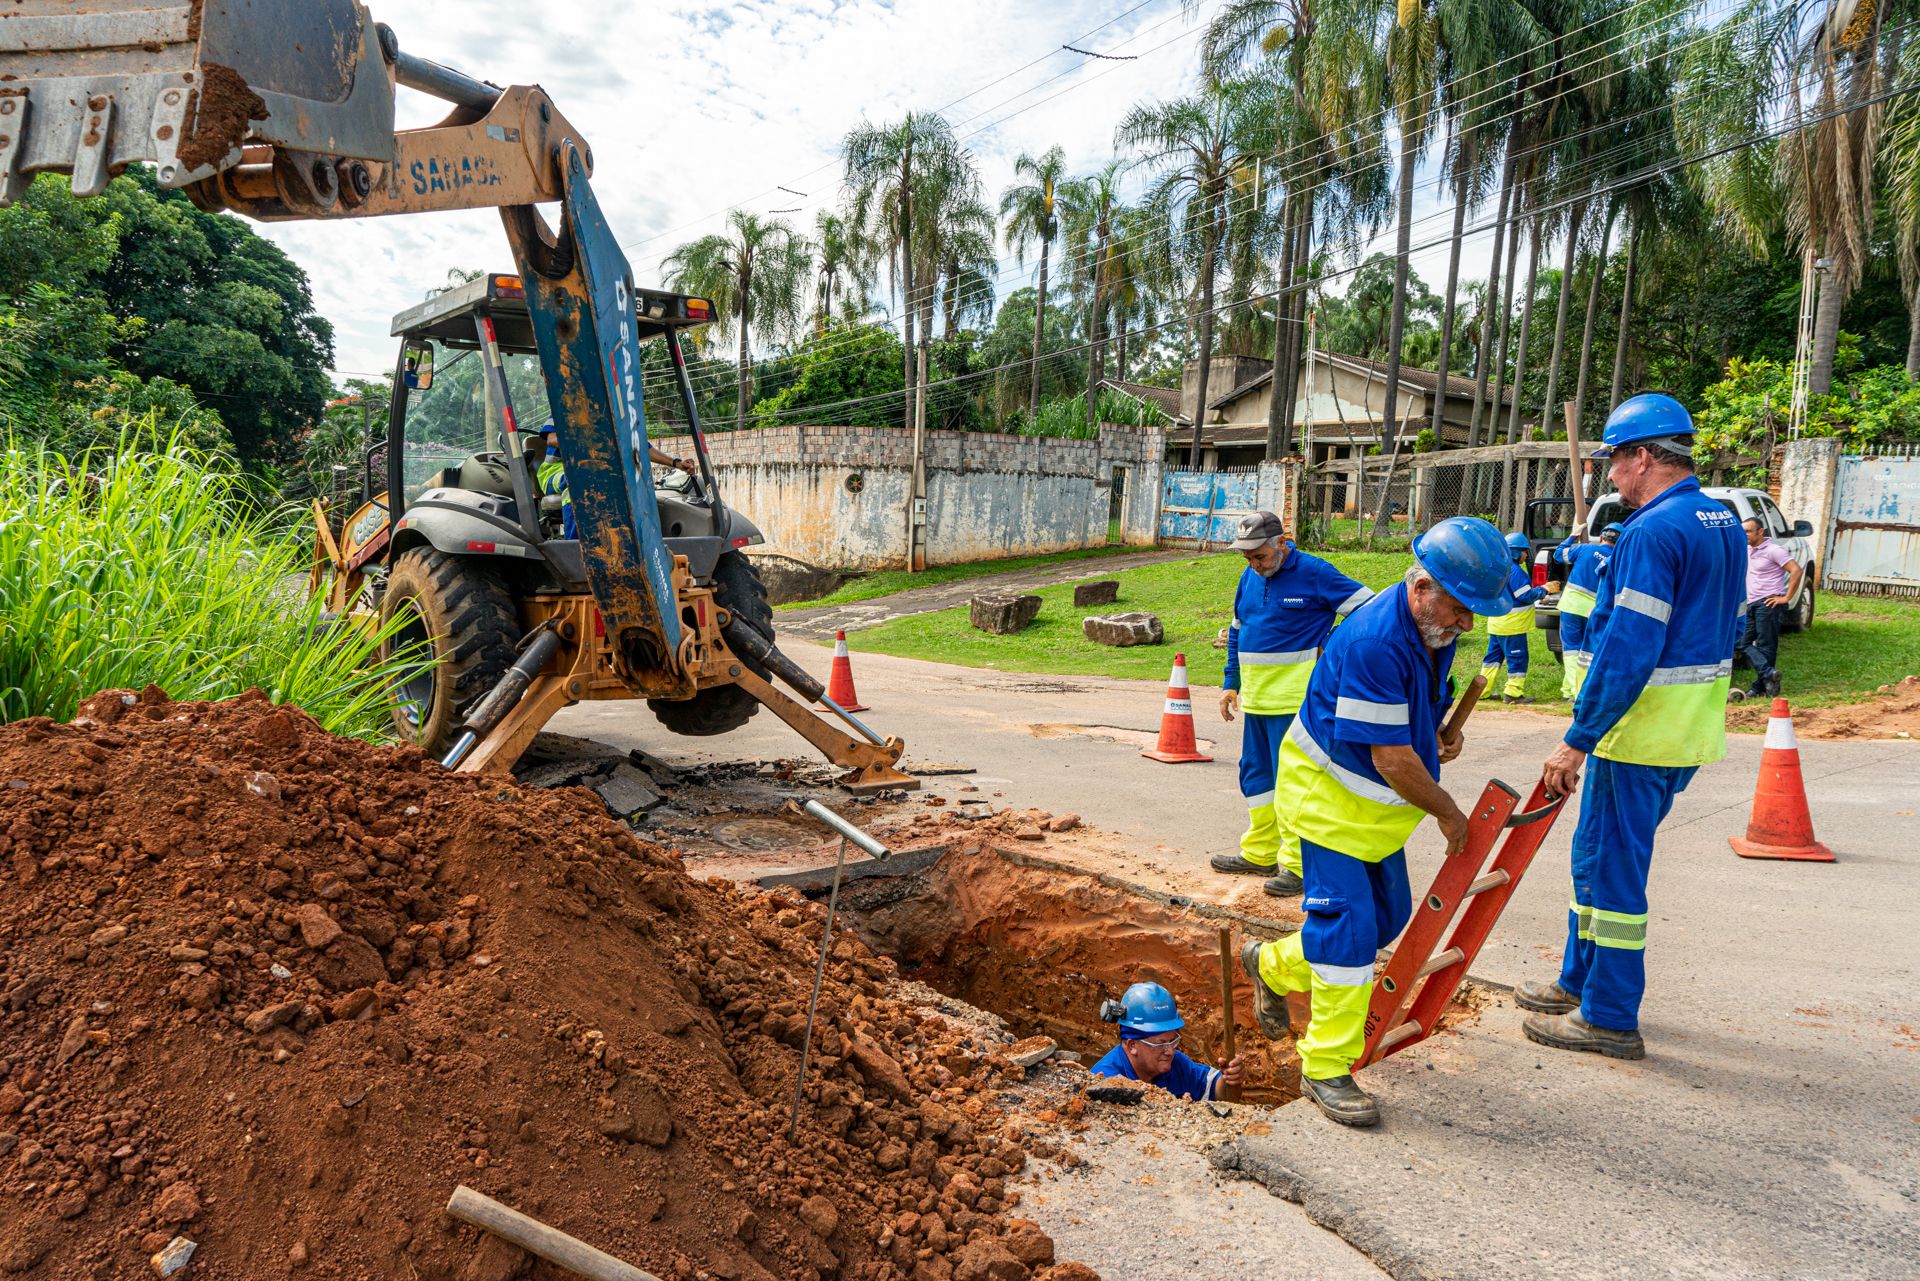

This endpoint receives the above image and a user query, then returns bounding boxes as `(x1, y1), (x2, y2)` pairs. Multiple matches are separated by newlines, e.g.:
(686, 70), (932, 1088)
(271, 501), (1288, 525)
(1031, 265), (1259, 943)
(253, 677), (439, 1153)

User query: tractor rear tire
(649, 551), (771, 737)
(379, 547), (520, 756)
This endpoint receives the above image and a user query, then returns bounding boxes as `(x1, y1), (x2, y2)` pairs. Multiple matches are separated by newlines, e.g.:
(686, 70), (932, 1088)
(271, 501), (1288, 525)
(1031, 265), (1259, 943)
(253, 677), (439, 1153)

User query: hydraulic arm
(1, 0), (915, 791)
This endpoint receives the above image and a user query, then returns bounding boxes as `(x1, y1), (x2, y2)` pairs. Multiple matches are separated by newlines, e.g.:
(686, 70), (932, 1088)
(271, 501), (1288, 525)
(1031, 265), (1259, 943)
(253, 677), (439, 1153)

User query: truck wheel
(379, 547), (519, 755)
(1785, 582), (1815, 633)
(649, 551), (771, 737)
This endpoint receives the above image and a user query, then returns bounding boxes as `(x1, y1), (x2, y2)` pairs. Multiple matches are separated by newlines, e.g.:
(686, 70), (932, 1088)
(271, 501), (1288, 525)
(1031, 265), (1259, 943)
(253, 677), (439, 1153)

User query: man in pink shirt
(1733, 518), (1803, 701)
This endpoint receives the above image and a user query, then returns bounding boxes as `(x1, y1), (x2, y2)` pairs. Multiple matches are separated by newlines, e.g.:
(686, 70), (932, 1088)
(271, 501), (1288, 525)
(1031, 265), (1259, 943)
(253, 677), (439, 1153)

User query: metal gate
(1159, 469), (1259, 547)
(1827, 445), (1920, 597)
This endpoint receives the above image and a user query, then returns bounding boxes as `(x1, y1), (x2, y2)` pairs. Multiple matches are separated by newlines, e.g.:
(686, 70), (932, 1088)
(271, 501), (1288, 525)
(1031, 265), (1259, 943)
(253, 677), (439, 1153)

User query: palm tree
(843, 113), (968, 426)
(1000, 146), (1079, 417)
(810, 211), (872, 335)
(1104, 203), (1164, 382)
(1677, 0), (1916, 396)
(663, 210), (811, 424)
(1119, 81), (1278, 466)
(1063, 161), (1128, 426)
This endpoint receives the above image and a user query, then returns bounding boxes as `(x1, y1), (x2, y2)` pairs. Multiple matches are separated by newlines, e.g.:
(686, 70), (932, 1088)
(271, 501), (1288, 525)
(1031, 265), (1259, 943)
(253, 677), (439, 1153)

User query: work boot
(1240, 940), (1291, 1039)
(1512, 978), (1579, 1014)
(1211, 853), (1275, 876)
(1503, 693), (1536, 705)
(1764, 670), (1783, 697)
(1300, 1074), (1379, 1127)
(1522, 1009), (1646, 1060)
(1262, 869), (1304, 897)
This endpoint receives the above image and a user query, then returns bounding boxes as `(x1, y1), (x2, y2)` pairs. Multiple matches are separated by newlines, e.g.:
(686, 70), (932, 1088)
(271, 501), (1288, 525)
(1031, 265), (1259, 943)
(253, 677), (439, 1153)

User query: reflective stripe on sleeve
(1335, 586), (1376, 617)
(1245, 790), (1276, 809)
(1615, 588), (1673, 623)
(1334, 696), (1410, 726)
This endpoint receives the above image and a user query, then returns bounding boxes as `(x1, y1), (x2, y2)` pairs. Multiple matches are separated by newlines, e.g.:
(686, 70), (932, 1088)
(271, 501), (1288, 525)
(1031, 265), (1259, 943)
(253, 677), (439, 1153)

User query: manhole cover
(711, 817), (818, 853)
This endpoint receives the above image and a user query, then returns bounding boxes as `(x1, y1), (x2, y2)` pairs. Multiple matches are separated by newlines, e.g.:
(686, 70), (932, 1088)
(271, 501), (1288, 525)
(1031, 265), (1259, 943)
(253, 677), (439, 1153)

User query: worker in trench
(1239, 517), (1515, 1127)
(1517, 395), (1744, 1060)
(1089, 982), (1245, 1102)
(1213, 510), (1375, 899)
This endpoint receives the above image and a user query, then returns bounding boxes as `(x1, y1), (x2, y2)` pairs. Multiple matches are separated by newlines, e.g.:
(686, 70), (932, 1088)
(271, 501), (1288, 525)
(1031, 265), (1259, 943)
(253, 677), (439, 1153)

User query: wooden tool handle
(447, 1186), (663, 1281)
(1443, 674), (1488, 741)
(1217, 927), (1239, 1103)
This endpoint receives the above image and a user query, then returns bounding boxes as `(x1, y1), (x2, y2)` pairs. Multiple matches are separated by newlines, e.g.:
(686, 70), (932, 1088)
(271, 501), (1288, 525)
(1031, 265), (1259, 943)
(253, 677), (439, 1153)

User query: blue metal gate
(1826, 446), (1920, 597)
(1159, 469), (1260, 546)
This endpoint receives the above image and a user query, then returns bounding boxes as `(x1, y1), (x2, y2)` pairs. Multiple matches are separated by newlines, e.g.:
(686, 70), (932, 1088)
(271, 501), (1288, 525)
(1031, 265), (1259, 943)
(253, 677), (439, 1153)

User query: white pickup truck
(1528, 487), (1818, 660)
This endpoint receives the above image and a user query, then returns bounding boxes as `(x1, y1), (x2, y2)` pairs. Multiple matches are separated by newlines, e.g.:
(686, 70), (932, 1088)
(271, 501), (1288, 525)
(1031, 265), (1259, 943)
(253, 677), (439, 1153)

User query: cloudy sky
(253, 0), (1484, 381)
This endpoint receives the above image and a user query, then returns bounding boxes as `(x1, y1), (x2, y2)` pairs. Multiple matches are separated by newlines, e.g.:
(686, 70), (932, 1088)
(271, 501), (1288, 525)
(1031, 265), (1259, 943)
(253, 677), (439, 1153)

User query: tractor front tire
(649, 551), (772, 737)
(379, 547), (519, 756)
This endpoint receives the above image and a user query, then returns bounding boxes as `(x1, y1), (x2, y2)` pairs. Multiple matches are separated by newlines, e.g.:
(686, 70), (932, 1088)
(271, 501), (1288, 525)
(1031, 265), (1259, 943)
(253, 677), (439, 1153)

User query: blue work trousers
(1557, 756), (1697, 1031)
(1237, 712), (1299, 874)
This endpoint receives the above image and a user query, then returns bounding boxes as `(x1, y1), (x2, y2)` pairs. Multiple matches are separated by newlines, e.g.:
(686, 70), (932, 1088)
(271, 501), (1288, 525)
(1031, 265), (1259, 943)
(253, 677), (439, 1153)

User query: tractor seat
(456, 453), (516, 498)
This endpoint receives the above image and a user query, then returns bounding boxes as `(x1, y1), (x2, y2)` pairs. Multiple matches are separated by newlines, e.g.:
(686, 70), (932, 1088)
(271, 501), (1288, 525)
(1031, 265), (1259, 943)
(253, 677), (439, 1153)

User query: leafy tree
(1319, 254), (1441, 361)
(1000, 146), (1078, 416)
(664, 211), (812, 429)
(751, 321), (904, 428)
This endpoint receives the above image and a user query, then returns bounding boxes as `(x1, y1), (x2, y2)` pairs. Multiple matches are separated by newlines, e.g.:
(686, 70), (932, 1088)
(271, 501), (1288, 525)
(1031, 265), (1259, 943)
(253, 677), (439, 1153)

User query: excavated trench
(773, 842), (1312, 1104)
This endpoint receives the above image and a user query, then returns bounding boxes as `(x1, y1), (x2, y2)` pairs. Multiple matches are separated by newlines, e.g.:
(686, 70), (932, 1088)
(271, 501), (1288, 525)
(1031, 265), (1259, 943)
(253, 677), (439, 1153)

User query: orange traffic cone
(819, 630), (869, 713)
(1729, 698), (1835, 863)
(1142, 652), (1213, 764)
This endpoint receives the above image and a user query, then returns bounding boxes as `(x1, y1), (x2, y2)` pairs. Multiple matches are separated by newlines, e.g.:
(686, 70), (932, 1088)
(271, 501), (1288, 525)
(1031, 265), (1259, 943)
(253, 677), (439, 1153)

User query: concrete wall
(1773, 437), (1843, 576)
(654, 423), (1166, 572)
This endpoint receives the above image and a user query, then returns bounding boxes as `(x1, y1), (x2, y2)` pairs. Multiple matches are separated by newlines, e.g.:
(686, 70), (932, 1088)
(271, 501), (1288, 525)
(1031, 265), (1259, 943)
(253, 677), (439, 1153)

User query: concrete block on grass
(1073, 580), (1120, 607)
(969, 594), (1042, 635)
(1082, 612), (1163, 647)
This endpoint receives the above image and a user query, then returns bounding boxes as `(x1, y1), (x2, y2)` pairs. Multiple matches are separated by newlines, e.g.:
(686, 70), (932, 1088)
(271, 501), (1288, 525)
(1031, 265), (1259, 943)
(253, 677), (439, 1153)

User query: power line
(1063, 44), (1140, 60)
(634, 0), (1756, 409)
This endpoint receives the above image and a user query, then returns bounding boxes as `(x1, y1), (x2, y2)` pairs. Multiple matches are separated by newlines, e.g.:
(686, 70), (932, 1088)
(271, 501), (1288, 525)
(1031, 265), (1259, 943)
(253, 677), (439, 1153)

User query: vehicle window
(1760, 496), (1788, 535)
(1526, 499), (1573, 542)
(1716, 498), (1741, 522)
(1589, 498), (1631, 531)
(400, 342), (549, 496)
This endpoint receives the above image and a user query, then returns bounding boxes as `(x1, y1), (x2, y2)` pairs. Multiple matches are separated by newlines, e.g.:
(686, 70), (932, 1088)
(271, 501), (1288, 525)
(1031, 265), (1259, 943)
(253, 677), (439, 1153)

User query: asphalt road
(553, 641), (1920, 1280)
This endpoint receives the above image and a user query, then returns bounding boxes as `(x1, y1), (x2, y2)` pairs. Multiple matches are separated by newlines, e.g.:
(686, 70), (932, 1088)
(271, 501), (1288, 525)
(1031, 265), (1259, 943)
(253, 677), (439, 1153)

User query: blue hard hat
(1412, 517), (1514, 616)
(1504, 532), (1530, 552)
(1595, 393), (1692, 457)
(1115, 982), (1184, 1036)
(1601, 521), (1626, 539)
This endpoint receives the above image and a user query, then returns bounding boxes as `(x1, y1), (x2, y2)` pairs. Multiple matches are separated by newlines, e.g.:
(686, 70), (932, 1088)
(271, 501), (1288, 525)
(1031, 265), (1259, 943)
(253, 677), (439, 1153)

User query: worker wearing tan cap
(1214, 510), (1374, 898)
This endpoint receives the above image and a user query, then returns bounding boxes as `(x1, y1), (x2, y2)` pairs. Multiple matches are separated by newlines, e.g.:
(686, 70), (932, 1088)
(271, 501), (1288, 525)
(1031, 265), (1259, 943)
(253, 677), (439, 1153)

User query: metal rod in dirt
(445, 1185), (662, 1281)
(789, 833), (850, 1142)
(1217, 927), (1239, 1104)
(817, 695), (889, 749)
(801, 798), (890, 860)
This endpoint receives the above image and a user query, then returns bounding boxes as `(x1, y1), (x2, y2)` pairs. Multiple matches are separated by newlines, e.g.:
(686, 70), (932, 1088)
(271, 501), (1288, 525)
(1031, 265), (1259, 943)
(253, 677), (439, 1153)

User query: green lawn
(848, 548), (1920, 713)
(776, 543), (1148, 610)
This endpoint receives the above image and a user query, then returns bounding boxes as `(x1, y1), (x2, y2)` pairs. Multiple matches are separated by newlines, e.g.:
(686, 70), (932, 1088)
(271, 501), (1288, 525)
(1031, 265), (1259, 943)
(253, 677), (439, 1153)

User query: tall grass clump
(0, 427), (404, 737)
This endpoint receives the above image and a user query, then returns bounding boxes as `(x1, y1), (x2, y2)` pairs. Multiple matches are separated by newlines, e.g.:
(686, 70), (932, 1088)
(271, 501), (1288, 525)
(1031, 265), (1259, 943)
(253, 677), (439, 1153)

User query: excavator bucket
(0, 0), (395, 203)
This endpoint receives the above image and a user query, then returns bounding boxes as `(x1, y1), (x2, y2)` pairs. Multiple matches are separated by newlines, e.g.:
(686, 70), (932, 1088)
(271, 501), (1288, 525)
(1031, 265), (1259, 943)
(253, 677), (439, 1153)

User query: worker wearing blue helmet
(1089, 983), (1244, 1101)
(1552, 522), (1624, 700)
(1478, 532), (1548, 703)
(1521, 393), (1744, 1062)
(1239, 516), (1514, 1126)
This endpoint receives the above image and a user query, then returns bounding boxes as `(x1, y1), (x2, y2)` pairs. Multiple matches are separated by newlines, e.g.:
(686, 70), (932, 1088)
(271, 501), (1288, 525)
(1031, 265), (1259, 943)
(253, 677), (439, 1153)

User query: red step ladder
(1359, 778), (1567, 1068)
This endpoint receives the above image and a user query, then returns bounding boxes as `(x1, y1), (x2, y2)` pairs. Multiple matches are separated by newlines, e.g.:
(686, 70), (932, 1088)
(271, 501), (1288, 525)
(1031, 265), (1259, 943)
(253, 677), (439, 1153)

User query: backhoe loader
(0, 0), (915, 791)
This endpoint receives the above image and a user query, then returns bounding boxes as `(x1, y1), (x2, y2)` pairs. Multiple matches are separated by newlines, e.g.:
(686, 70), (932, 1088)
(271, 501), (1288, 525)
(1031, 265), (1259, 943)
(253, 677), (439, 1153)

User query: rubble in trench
(0, 687), (1108, 1281)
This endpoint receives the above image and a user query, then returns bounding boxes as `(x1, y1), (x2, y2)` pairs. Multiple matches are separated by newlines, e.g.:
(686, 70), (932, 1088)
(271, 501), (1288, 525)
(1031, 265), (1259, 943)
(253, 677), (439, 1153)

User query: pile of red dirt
(0, 688), (1098, 1281)
(1776, 675), (1920, 740)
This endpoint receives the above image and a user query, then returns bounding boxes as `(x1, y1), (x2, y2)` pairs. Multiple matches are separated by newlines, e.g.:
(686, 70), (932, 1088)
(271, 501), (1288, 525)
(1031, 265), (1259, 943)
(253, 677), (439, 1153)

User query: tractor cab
(368, 273), (760, 595)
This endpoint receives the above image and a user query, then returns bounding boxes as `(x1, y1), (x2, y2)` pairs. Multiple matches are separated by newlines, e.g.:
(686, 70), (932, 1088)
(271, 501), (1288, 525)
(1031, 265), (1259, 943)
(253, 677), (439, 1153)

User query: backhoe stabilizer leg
(729, 668), (919, 794)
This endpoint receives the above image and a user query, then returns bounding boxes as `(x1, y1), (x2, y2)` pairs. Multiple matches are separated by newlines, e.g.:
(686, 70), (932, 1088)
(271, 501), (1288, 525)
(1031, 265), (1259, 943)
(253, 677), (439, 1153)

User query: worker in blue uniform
(1553, 522), (1623, 700)
(1089, 983), (1245, 1102)
(1214, 510), (1375, 898)
(1238, 517), (1515, 1126)
(1478, 532), (1547, 703)
(1519, 394), (1745, 1060)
